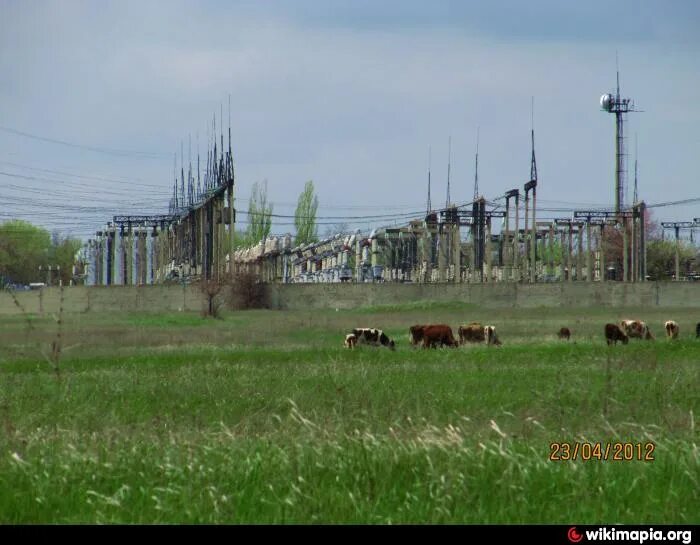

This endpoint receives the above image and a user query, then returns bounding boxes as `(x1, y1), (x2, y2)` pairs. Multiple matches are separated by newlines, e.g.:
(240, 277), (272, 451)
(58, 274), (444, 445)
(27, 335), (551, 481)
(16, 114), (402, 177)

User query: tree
(601, 209), (662, 279)
(0, 220), (83, 286)
(294, 180), (319, 246)
(246, 180), (273, 245)
(323, 222), (350, 238)
(0, 220), (51, 285)
(232, 229), (251, 250)
(539, 237), (564, 274)
(634, 209), (700, 281)
(50, 233), (83, 285)
(643, 208), (661, 241)
(646, 239), (696, 281)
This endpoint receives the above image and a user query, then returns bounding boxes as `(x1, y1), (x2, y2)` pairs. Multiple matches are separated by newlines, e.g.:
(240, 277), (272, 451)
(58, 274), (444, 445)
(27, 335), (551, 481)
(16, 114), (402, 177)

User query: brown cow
(408, 324), (427, 346)
(605, 323), (629, 345)
(558, 327), (571, 341)
(458, 322), (486, 344)
(421, 324), (459, 349)
(620, 320), (654, 340)
(664, 320), (679, 340)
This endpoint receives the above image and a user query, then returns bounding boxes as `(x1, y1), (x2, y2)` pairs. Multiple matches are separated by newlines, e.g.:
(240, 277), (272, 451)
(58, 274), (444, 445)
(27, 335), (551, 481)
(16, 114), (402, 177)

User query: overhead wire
(1, 149), (698, 241)
(0, 125), (171, 159)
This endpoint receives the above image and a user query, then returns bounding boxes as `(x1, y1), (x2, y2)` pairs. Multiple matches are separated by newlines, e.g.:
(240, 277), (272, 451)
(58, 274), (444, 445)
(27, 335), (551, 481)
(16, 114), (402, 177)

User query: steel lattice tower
(600, 66), (636, 214)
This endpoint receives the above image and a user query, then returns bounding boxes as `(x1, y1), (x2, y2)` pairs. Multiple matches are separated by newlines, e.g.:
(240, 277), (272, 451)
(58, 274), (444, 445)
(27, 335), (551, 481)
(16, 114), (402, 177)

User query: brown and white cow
(664, 320), (679, 340)
(558, 327), (571, 341)
(484, 325), (502, 346)
(344, 333), (357, 349)
(458, 322), (486, 344)
(605, 323), (629, 345)
(620, 320), (654, 340)
(458, 322), (501, 346)
(408, 324), (427, 346)
(421, 324), (459, 349)
(350, 328), (396, 350)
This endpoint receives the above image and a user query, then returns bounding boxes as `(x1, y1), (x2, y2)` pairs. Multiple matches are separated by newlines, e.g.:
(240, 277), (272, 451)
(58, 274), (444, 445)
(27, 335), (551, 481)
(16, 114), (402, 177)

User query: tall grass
(0, 306), (698, 523)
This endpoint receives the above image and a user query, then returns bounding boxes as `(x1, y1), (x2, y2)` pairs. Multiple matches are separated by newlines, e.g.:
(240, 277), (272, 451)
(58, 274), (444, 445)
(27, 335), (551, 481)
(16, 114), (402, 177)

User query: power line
(1, 183), (169, 202)
(647, 197), (700, 208)
(240, 208), (429, 221)
(0, 160), (170, 189)
(0, 125), (171, 159)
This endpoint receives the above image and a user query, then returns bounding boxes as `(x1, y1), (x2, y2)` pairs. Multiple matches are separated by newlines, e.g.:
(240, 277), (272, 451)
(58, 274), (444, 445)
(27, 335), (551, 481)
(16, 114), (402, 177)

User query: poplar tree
(294, 180), (319, 245)
(246, 180), (273, 244)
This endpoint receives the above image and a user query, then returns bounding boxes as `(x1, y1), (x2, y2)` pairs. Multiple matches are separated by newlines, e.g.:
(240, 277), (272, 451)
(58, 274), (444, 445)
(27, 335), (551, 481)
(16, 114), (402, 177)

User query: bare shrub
(6, 284), (62, 375)
(228, 271), (267, 310)
(7, 287), (35, 332)
(200, 279), (224, 319)
(38, 285), (64, 379)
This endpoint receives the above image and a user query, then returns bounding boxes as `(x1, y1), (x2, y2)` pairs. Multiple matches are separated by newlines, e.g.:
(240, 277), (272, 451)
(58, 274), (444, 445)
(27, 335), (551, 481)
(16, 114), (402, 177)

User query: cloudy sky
(1, 0), (699, 241)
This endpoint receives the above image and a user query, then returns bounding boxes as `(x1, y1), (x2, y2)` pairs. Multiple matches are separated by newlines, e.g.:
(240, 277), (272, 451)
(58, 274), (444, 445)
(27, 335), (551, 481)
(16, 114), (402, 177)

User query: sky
(1, 0), (699, 242)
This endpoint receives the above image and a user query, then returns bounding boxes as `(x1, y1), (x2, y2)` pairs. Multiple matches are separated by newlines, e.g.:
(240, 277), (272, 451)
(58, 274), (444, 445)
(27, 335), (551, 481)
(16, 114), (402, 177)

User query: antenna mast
(426, 146), (432, 214)
(220, 102), (224, 183)
(446, 136), (452, 207)
(600, 55), (636, 214)
(172, 153), (178, 211)
(197, 132), (201, 200)
(530, 97), (538, 182)
(473, 127), (480, 202)
(180, 141), (185, 211)
(228, 94), (233, 180)
(633, 134), (638, 204)
(188, 134), (193, 206)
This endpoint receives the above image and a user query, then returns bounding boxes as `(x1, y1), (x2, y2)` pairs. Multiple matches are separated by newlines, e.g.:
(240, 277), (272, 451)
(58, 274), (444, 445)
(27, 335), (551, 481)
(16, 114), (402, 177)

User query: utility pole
(524, 181), (537, 282)
(505, 189), (519, 281)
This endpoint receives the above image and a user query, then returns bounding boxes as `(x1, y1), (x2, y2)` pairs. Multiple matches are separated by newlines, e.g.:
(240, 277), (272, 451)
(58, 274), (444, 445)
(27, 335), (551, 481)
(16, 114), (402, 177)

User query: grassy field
(0, 302), (698, 523)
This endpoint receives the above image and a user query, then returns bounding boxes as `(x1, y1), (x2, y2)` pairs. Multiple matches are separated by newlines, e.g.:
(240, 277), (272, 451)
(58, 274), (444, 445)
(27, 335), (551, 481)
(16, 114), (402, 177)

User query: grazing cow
(664, 320), (679, 340)
(484, 325), (502, 346)
(458, 322), (486, 344)
(558, 327), (571, 341)
(605, 323), (629, 345)
(408, 324), (427, 346)
(350, 328), (396, 350)
(620, 319), (654, 341)
(458, 322), (502, 346)
(697, 322), (700, 338)
(421, 324), (459, 349)
(344, 333), (357, 349)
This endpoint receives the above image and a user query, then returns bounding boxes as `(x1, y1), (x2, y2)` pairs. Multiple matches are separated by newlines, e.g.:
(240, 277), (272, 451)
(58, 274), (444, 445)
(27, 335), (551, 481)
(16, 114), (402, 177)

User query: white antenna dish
(600, 94), (613, 112)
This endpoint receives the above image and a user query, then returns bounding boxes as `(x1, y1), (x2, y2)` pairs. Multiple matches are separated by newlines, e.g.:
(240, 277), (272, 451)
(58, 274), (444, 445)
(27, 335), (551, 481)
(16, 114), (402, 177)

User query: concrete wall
(0, 285), (205, 315)
(1, 282), (699, 315)
(267, 282), (700, 310)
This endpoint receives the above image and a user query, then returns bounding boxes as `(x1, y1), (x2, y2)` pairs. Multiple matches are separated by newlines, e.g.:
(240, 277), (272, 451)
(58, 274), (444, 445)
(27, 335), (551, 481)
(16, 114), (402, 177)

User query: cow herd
(344, 322), (502, 350)
(343, 320), (700, 350)
(604, 319), (694, 345)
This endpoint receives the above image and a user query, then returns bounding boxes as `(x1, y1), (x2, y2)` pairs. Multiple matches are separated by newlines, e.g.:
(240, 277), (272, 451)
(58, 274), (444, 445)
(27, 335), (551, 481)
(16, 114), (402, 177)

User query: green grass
(0, 306), (698, 523)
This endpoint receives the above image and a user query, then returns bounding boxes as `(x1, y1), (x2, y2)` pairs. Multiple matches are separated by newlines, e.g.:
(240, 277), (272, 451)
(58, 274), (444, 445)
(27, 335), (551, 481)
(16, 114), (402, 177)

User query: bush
(228, 271), (267, 310)
(200, 279), (224, 318)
